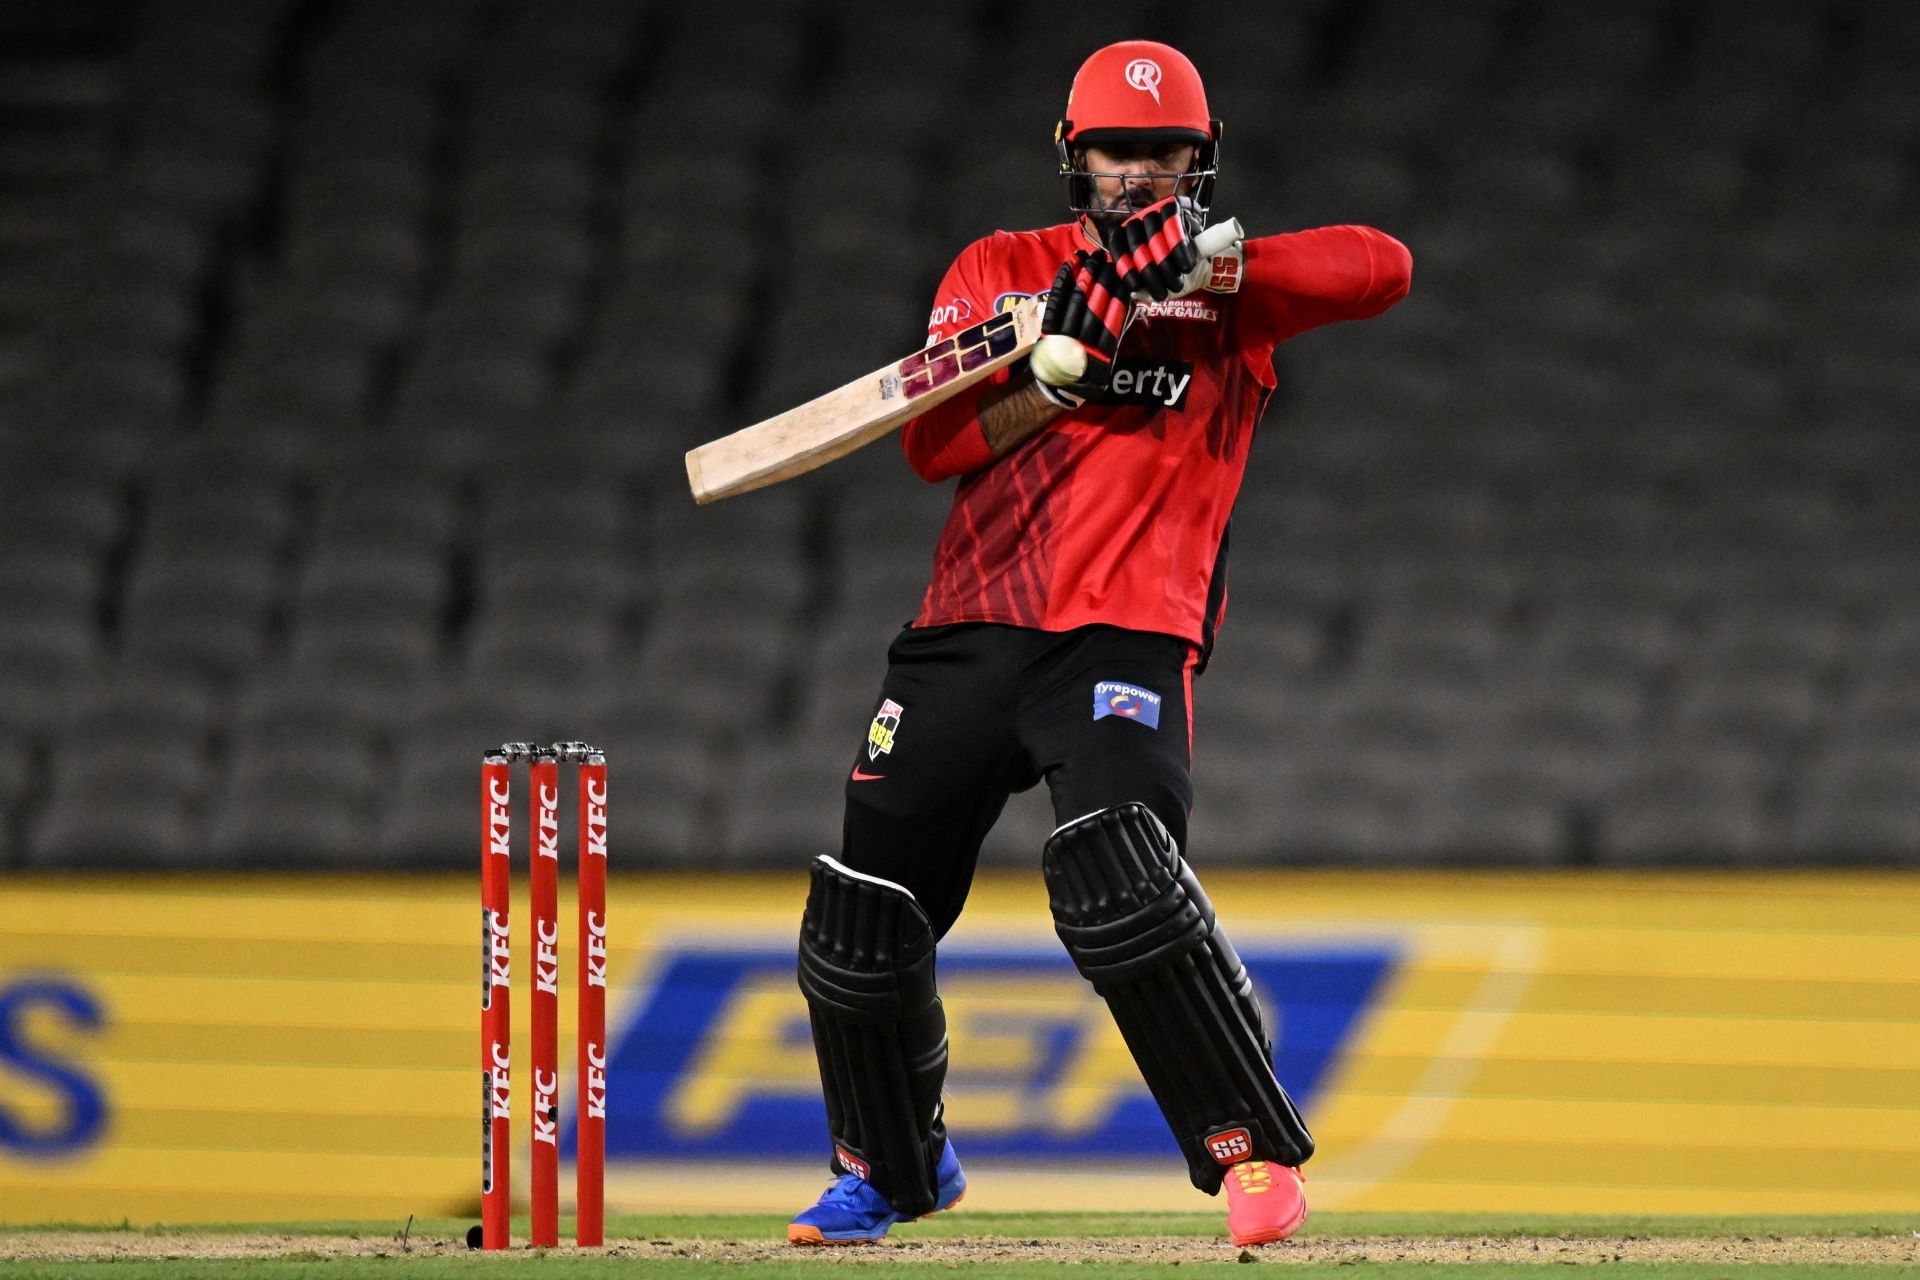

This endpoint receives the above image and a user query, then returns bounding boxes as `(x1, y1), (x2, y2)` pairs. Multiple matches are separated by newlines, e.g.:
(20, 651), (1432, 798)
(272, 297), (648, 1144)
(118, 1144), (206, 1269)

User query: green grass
(0, 1264), (1913, 1280)
(7, 1212), (1912, 1238)
(1, 1214), (1913, 1279)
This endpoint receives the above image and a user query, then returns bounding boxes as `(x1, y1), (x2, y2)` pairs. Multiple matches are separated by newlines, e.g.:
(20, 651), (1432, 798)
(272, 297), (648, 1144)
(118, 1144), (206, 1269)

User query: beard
(1086, 185), (1163, 250)
(1091, 184), (1168, 216)
(1085, 182), (1187, 253)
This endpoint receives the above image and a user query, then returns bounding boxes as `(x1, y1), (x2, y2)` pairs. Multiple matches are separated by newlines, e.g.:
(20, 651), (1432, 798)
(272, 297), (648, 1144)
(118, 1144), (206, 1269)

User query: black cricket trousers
(838, 622), (1196, 938)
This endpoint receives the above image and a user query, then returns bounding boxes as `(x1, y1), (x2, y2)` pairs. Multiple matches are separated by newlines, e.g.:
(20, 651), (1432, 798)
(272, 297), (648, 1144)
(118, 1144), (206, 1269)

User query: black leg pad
(796, 855), (948, 1216)
(1044, 802), (1313, 1193)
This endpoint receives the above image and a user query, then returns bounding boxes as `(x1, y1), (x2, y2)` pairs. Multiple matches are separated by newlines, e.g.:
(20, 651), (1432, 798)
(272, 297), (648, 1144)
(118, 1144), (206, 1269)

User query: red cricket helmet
(1056, 40), (1222, 220)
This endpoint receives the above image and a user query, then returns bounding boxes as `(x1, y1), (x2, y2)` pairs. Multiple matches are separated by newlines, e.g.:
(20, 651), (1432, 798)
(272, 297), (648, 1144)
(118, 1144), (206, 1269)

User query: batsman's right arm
(901, 237), (1030, 482)
(904, 377), (1064, 481)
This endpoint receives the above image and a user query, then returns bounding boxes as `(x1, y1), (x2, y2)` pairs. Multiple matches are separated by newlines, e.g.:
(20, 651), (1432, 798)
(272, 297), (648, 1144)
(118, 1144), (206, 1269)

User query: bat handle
(1195, 217), (1244, 259)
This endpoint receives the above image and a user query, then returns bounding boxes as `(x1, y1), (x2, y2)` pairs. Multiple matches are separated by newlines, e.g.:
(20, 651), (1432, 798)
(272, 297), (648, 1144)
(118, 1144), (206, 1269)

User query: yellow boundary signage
(2, 871), (1916, 1222)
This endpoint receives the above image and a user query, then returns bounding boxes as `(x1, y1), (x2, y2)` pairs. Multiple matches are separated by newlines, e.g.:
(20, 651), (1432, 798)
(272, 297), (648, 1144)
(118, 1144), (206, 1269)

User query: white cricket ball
(1031, 334), (1088, 387)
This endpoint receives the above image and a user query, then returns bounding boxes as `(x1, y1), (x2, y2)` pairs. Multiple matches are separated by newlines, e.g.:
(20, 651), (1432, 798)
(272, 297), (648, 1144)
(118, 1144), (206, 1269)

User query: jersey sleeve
(1234, 226), (1412, 362)
(900, 236), (1011, 483)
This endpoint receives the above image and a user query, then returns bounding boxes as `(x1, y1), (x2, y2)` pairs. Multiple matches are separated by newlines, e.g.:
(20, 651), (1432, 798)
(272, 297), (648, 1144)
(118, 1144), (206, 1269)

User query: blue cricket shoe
(787, 1140), (967, 1245)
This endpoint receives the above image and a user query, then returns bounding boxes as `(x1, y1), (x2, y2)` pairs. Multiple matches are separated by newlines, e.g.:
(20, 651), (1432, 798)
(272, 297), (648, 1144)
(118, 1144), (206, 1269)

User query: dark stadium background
(2, 0), (1916, 874)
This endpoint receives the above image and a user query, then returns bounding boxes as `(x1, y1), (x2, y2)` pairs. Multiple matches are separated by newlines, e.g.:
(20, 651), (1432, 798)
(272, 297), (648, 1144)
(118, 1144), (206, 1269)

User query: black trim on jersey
(1197, 520), (1229, 675)
(1196, 380), (1278, 675)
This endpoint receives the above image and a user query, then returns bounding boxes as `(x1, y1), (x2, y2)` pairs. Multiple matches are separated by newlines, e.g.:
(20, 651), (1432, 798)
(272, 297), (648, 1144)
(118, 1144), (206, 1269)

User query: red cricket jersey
(902, 219), (1411, 654)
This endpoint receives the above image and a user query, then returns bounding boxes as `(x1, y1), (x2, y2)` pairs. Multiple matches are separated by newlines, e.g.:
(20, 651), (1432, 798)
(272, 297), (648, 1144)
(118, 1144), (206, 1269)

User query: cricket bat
(685, 217), (1244, 504)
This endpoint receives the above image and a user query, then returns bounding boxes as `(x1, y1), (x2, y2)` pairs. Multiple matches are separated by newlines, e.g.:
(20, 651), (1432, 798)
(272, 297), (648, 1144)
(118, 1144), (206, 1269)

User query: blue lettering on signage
(0, 977), (109, 1158)
(565, 944), (1396, 1162)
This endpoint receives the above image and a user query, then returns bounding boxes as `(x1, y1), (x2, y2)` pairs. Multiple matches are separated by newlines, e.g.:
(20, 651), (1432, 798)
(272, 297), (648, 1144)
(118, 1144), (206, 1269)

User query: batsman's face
(1081, 141), (1200, 214)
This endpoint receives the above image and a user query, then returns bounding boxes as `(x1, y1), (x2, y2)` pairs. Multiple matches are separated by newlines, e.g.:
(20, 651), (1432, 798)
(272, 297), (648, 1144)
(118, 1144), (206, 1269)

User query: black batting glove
(1037, 248), (1130, 407)
(1110, 196), (1199, 301)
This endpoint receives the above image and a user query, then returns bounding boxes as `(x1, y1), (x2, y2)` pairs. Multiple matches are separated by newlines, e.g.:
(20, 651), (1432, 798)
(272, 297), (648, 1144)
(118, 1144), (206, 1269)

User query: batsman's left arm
(1237, 226), (1413, 344)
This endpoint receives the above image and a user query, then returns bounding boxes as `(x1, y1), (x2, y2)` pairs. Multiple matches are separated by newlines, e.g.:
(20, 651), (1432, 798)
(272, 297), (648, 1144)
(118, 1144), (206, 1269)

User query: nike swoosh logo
(850, 766), (886, 782)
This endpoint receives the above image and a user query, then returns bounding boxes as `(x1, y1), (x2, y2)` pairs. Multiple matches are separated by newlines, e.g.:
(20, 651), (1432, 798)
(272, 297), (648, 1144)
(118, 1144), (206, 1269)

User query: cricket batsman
(789, 40), (1411, 1247)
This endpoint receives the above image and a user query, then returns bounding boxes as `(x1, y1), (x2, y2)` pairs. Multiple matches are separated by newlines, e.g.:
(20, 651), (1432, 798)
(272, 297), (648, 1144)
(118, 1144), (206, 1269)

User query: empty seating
(207, 747), (378, 867)
(1257, 758), (1437, 866)
(1426, 765), (1570, 866)
(0, 470), (125, 553)
(1793, 761), (1920, 865)
(65, 666), (215, 760)
(376, 756), (481, 868)
(118, 560), (277, 682)
(0, 736), (29, 865)
(0, 548), (101, 622)
(722, 747), (845, 866)
(230, 676), (384, 756)
(0, 0), (1915, 871)
(1596, 763), (1787, 866)
(0, 619), (100, 735)
(28, 748), (205, 869)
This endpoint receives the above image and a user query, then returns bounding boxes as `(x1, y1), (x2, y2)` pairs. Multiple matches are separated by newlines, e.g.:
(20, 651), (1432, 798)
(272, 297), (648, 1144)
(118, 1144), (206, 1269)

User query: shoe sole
(786, 1187), (967, 1247)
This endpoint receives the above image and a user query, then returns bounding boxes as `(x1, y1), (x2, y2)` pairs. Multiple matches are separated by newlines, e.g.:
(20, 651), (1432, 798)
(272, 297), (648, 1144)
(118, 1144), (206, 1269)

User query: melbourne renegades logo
(1125, 58), (1162, 103)
(1206, 1127), (1252, 1164)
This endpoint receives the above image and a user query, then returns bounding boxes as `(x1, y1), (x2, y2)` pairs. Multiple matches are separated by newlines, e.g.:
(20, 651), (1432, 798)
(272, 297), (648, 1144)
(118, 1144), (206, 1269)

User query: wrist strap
(1036, 380), (1086, 410)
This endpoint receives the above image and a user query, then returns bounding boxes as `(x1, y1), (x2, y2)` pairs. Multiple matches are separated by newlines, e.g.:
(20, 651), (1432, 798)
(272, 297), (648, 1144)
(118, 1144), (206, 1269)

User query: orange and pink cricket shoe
(1223, 1160), (1309, 1246)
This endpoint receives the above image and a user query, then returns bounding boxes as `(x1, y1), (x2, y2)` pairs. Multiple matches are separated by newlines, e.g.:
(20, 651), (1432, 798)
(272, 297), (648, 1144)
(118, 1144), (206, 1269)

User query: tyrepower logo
(1104, 360), (1194, 409)
(1206, 1127), (1252, 1164)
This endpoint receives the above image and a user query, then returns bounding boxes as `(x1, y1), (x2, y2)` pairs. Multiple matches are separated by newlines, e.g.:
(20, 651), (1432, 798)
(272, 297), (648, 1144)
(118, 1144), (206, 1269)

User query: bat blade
(685, 217), (1243, 504)
(685, 300), (1043, 504)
